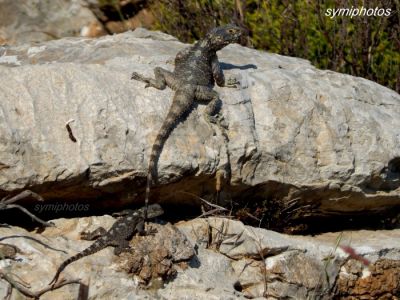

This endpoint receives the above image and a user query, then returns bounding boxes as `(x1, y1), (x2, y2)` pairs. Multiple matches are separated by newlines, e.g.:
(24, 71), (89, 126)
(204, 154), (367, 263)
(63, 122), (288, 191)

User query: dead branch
(178, 191), (229, 213)
(0, 190), (54, 227)
(0, 235), (67, 254)
(0, 269), (80, 299)
(1, 190), (44, 205)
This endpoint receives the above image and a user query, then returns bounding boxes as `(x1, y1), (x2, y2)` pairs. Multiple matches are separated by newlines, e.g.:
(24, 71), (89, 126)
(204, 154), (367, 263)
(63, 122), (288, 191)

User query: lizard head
(205, 24), (246, 50)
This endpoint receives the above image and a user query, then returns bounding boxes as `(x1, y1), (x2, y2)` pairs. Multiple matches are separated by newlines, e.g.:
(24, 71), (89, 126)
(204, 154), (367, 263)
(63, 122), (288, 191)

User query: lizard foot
(131, 72), (150, 85)
(215, 115), (228, 130)
(208, 115), (219, 124)
(145, 224), (158, 236)
(204, 115), (218, 136)
(211, 114), (228, 129)
(131, 71), (142, 80)
(226, 76), (240, 88)
(131, 72), (157, 89)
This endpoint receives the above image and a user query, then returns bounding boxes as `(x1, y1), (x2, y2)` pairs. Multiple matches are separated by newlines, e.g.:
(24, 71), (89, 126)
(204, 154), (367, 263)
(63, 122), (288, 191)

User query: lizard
(48, 203), (164, 285)
(131, 24), (246, 218)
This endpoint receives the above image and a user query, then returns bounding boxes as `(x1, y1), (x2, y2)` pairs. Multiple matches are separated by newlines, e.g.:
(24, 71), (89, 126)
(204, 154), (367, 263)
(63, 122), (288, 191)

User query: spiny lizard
(131, 25), (246, 218)
(48, 203), (163, 285)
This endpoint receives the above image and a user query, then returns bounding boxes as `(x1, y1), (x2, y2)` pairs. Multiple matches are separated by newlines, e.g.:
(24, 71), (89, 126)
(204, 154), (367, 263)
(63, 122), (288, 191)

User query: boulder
(0, 28), (399, 224)
(0, 0), (103, 45)
(0, 218), (398, 299)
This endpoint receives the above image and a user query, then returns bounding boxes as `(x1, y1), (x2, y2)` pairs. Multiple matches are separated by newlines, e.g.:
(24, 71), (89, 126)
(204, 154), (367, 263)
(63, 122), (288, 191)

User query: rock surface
(0, 28), (399, 225)
(0, 0), (102, 45)
(0, 217), (399, 299)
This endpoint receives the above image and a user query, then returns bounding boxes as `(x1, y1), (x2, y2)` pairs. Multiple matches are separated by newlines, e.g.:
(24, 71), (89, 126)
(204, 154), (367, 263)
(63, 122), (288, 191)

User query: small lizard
(48, 203), (164, 285)
(131, 24), (246, 218)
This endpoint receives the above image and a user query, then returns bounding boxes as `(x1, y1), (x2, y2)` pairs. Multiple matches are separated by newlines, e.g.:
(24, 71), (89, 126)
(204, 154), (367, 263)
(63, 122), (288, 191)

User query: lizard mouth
(229, 35), (246, 46)
(228, 28), (247, 46)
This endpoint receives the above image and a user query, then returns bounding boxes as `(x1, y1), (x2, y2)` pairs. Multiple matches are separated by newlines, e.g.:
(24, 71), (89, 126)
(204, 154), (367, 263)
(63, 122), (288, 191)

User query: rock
(173, 218), (400, 299)
(0, 0), (103, 45)
(0, 213), (194, 299)
(0, 28), (399, 226)
(1, 217), (398, 299)
(103, 8), (155, 34)
(85, 0), (155, 34)
(336, 258), (400, 299)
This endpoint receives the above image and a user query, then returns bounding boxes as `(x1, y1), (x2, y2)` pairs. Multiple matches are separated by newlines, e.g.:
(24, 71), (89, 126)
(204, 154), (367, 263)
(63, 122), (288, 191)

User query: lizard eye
(228, 29), (235, 34)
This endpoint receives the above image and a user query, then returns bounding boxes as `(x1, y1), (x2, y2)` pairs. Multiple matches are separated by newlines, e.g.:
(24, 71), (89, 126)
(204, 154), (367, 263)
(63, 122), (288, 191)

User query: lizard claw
(213, 113), (226, 124)
(208, 115), (219, 124)
(226, 76), (240, 88)
(217, 116), (228, 129)
(131, 72), (151, 87)
(131, 72), (140, 80)
(145, 224), (158, 236)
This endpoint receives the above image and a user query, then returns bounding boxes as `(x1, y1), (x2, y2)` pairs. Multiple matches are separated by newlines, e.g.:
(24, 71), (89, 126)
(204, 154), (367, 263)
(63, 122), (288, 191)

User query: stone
(0, 28), (399, 224)
(174, 218), (400, 299)
(2, 217), (397, 299)
(0, 0), (102, 45)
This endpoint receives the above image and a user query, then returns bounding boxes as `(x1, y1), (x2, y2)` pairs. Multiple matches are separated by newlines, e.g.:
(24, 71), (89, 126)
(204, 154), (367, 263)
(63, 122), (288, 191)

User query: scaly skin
(48, 204), (163, 285)
(131, 25), (246, 219)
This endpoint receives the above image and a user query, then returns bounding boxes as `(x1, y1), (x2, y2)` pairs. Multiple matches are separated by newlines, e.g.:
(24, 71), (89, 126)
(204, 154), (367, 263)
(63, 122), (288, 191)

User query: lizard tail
(48, 254), (78, 285)
(48, 242), (102, 285)
(145, 89), (193, 216)
(144, 117), (175, 218)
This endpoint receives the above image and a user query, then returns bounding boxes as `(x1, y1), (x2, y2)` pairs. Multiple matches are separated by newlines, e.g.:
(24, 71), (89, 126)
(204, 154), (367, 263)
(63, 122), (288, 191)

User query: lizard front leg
(195, 86), (222, 126)
(195, 86), (231, 199)
(131, 67), (179, 91)
(211, 55), (239, 88)
(81, 227), (108, 240)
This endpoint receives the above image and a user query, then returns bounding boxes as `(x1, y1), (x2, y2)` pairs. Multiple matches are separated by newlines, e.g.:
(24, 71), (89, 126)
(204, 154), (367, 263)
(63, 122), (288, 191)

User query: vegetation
(149, 0), (399, 93)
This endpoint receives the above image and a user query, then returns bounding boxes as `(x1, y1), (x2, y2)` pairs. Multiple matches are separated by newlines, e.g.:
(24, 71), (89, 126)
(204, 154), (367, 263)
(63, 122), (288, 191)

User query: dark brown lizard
(131, 24), (246, 218)
(48, 203), (163, 285)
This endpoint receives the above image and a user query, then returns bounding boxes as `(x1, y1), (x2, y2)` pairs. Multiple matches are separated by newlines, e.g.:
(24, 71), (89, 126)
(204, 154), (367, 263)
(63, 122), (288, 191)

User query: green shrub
(149, 0), (399, 93)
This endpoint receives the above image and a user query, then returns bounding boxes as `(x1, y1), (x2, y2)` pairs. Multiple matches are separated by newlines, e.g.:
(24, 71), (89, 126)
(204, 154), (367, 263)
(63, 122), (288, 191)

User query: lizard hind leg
(113, 239), (131, 255)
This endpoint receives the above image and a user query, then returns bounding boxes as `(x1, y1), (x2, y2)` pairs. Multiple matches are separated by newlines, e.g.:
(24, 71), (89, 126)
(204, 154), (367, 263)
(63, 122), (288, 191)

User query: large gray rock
(0, 217), (398, 299)
(0, 0), (102, 45)
(175, 218), (400, 299)
(0, 29), (399, 219)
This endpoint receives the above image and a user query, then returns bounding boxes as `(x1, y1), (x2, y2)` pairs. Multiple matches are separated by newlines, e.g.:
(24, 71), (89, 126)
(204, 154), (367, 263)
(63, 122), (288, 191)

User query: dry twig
(0, 235), (66, 254)
(178, 190), (229, 218)
(0, 269), (81, 299)
(0, 190), (54, 227)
